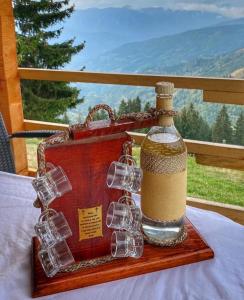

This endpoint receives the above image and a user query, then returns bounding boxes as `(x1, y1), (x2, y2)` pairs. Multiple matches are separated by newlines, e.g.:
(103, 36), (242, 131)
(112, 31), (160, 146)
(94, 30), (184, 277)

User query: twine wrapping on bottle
(143, 225), (187, 247)
(141, 149), (187, 174)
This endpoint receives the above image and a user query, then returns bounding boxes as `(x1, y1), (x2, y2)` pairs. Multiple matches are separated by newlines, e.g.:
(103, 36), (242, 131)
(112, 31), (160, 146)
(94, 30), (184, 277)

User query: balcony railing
(16, 68), (244, 225)
(19, 68), (244, 173)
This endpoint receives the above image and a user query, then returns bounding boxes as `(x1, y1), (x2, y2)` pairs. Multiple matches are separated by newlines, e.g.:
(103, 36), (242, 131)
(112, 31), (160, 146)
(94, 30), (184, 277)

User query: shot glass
(111, 231), (144, 259)
(35, 209), (72, 248)
(32, 164), (72, 207)
(118, 195), (142, 231)
(106, 200), (142, 232)
(38, 240), (74, 277)
(106, 159), (142, 193)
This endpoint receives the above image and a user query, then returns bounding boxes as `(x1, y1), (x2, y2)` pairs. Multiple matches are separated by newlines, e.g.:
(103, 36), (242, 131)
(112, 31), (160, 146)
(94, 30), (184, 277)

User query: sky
(73, 0), (244, 18)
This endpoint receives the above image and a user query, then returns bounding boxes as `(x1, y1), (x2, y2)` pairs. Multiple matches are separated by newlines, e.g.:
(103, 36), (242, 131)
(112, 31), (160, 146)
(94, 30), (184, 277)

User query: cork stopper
(155, 81), (174, 126)
(155, 82), (174, 96)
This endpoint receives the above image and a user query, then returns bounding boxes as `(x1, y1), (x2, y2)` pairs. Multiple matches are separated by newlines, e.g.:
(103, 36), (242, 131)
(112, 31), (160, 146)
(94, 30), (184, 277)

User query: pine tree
(14, 0), (85, 122)
(176, 103), (211, 141)
(212, 106), (233, 143)
(143, 101), (151, 112)
(234, 112), (244, 145)
(118, 97), (142, 116)
(134, 96), (141, 112)
(118, 99), (128, 115)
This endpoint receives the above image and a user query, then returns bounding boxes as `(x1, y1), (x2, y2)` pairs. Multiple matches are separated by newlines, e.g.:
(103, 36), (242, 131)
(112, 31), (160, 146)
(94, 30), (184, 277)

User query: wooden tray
(32, 218), (214, 298)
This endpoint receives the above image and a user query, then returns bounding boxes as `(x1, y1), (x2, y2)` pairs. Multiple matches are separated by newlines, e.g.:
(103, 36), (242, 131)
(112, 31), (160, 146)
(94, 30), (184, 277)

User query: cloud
(164, 2), (244, 18)
(72, 0), (244, 18)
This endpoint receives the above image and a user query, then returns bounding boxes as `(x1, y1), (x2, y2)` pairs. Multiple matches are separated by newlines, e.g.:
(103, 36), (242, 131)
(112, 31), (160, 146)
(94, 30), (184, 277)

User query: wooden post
(0, 0), (28, 173)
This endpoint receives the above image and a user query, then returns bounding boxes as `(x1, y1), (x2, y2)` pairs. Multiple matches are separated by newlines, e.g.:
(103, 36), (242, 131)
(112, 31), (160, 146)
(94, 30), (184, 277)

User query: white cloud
(72, 0), (244, 18)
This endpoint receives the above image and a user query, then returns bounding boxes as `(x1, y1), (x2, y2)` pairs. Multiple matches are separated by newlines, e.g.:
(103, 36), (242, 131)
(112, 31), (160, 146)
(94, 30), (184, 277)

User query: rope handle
(83, 104), (116, 127)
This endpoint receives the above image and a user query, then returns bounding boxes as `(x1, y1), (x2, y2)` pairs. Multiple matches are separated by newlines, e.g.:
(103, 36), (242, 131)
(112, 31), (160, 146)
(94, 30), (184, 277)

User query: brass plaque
(78, 205), (103, 241)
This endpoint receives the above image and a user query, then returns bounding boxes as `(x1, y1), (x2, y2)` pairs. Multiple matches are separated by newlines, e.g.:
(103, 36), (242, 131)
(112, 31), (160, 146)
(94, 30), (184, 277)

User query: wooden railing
(19, 68), (244, 224)
(19, 67), (244, 172)
(19, 68), (244, 105)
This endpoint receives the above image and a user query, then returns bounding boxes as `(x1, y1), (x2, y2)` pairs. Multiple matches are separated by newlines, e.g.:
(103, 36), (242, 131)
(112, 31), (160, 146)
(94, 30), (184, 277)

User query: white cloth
(0, 171), (243, 300)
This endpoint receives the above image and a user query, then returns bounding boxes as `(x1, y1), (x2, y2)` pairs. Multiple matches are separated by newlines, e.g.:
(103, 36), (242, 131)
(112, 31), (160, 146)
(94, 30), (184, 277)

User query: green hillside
(76, 47), (244, 124)
(68, 24), (244, 124)
(88, 24), (244, 72)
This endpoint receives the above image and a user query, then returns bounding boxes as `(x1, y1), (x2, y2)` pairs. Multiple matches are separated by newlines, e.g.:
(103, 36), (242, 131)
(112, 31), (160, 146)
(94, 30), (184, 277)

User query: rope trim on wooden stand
(61, 255), (117, 273)
(118, 107), (177, 122)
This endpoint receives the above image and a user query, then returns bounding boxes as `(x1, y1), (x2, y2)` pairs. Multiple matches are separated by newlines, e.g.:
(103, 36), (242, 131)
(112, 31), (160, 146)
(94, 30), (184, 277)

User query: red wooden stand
(32, 218), (214, 298)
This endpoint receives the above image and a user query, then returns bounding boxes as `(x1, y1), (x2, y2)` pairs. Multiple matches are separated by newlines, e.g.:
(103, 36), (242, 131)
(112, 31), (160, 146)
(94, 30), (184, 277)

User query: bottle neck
(156, 95), (174, 127)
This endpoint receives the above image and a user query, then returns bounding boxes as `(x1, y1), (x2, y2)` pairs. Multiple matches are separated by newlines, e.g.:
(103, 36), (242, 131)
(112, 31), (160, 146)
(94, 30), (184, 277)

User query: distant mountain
(62, 13), (244, 125)
(219, 17), (244, 26)
(71, 25), (244, 122)
(60, 7), (227, 67)
(86, 24), (244, 72)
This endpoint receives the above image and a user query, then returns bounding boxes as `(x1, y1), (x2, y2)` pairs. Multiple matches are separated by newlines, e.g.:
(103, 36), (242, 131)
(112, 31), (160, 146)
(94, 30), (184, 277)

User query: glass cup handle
(118, 155), (136, 166)
(38, 208), (58, 223)
(46, 162), (56, 171)
(118, 195), (136, 207)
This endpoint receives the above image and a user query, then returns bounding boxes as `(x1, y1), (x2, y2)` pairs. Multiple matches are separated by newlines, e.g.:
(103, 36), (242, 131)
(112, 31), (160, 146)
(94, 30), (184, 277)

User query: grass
(26, 140), (244, 207)
(26, 138), (40, 168)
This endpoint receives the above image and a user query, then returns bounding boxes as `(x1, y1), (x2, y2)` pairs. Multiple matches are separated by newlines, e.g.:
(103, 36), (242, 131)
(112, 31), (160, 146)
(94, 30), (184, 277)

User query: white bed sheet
(0, 171), (243, 300)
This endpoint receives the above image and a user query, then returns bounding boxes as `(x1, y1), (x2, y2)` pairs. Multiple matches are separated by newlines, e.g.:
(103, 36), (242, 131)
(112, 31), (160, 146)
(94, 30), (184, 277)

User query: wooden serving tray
(31, 218), (214, 298)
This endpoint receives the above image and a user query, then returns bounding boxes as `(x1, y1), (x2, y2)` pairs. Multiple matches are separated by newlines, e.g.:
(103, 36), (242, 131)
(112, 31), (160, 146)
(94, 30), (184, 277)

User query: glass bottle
(140, 82), (187, 245)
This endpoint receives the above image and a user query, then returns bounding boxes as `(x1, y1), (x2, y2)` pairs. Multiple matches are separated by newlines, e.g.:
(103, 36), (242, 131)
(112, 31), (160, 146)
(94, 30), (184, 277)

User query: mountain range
(61, 7), (227, 67)
(60, 8), (244, 124)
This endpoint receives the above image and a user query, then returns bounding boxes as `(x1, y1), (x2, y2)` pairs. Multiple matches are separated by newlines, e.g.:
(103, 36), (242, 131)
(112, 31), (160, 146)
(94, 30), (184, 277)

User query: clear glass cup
(38, 240), (74, 277)
(106, 200), (142, 232)
(32, 164), (72, 207)
(111, 231), (144, 258)
(118, 195), (141, 231)
(106, 157), (142, 193)
(35, 209), (72, 248)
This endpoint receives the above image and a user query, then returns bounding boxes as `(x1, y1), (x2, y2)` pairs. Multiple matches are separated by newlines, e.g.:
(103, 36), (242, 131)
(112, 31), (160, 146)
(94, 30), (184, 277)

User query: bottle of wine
(140, 82), (187, 245)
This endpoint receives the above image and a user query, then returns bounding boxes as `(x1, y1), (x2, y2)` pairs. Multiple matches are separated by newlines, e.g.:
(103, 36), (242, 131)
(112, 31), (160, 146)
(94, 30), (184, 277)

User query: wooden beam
(24, 119), (69, 131)
(203, 90), (244, 105)
(18, 68), (244, 93)
(23, 127), (244, 166)
(185, 139), (244, 160)
(187, 197), (244, 225)
(195, 154), (244, 171)
(129, 132), (244, 160)
(0, 0), (28, 173)
(23, 122), (244, 169)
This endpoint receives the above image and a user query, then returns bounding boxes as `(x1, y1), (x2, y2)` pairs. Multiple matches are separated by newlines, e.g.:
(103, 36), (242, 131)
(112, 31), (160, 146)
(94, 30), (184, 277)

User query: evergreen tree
(117, 97), (142, 116)
(234, 112), (244, 145)
(118, 99), (128, 115)
(176, 103), (211, 141)
(14, 0), (85, 122)
(143, 101), (151, 112)
(212, 106), (233, 144)
(134, 96), (142, 112)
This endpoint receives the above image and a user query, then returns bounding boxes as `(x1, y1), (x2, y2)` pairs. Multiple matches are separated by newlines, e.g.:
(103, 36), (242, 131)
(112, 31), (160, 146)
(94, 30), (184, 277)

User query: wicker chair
(0, 113), (61, 173)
